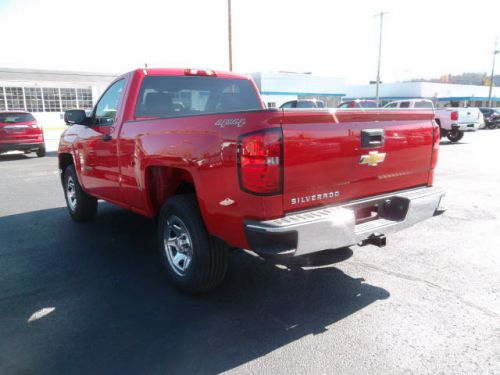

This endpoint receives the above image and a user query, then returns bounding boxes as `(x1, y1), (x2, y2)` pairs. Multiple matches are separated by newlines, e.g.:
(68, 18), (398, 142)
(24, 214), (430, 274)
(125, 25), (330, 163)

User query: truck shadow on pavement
(0, 151), (57, 161)
(0, 203), (390, 375)
(439, 141), (468, 146)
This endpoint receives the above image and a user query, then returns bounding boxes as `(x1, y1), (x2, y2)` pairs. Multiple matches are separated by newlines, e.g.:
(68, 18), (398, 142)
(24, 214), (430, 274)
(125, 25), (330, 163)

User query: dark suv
(479, 108), (500, 129)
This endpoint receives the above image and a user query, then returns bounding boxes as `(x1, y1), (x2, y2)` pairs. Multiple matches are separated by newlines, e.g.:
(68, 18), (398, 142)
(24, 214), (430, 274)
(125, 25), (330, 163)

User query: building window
(76, 88), (93, 109)
(60, 88), (77, 111)
(42, 88), (61, 112)
(0, 87), (5, 111)
(25, 87), (44, 112)
(5, 87), (25, 110)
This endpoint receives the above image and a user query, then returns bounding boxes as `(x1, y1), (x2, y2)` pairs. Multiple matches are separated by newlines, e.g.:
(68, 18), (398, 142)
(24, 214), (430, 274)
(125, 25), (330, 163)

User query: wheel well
(59, 153), (74, 181)
(146, 166), (195, 215)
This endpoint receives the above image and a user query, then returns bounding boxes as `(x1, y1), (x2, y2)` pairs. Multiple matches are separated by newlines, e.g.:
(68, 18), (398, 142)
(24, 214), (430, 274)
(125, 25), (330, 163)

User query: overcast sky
(0, 0), (499, 84)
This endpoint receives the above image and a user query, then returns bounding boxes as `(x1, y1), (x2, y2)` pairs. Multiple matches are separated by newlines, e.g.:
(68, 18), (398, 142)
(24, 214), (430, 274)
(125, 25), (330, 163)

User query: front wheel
(63, 165), (97, 221)
(486, 122), (497, 130)
(446, 129), (464, 142)
(158, 194), (229, 294)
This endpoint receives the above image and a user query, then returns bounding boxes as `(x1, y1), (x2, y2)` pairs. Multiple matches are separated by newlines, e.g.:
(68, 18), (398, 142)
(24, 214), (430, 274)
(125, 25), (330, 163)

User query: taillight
(237, 129), (282, 195)
(450, 111), (458, 121)
(429, 120), (440, 186)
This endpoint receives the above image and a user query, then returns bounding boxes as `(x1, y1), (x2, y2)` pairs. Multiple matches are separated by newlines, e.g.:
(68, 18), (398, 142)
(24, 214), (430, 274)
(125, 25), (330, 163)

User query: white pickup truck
(384, 99), (482, 142)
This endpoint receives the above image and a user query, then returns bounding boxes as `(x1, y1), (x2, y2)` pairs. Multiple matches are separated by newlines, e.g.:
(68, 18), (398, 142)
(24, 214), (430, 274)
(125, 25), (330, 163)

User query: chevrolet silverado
(58, 68), (445, 293)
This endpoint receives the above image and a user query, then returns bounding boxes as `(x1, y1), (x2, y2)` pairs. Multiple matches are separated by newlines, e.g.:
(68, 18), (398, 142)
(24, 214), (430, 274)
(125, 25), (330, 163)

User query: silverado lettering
(58, 68), (445, 294)
(291, 191), (340, 205)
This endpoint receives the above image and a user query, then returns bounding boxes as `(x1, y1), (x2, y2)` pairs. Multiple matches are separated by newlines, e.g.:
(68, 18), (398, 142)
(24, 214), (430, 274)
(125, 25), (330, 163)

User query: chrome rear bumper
(244, 186), (445, 257)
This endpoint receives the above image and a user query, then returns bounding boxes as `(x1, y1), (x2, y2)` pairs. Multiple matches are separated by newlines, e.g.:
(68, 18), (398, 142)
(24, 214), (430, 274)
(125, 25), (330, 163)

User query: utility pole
(375, 12), (387, 107)
(487, 37), (499, 107)
(227, 0), (233, 71)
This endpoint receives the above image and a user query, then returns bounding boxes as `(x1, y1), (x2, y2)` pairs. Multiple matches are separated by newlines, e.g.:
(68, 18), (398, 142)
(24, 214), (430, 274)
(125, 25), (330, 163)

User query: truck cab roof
(127, 68), (252, 81)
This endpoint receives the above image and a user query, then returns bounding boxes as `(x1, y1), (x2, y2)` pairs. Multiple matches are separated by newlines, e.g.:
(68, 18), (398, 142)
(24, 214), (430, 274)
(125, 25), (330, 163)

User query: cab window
(414, 100), (434, 109)
(94, 79), (125, 126)
(280, 101), (296, 108)
(134, 76), (261, 118)
(399, 101), (410, 108)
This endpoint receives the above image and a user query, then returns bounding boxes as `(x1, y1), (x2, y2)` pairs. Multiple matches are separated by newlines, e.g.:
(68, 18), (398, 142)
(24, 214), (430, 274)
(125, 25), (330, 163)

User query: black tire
(446, 129), (464, 142)
(63, 165), (97, 221)
(36, 145), (46, 157)
(157, 194), (229, 294)
(486, 122), (497, 130)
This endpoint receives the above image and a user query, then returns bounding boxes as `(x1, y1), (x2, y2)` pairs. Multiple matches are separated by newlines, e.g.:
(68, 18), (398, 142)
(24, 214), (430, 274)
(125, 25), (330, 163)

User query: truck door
(77, 79), (125, 201)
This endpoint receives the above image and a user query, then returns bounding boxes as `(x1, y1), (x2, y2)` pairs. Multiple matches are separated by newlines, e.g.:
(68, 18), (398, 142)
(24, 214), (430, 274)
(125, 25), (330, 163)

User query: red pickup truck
(59, 68), (444, 293)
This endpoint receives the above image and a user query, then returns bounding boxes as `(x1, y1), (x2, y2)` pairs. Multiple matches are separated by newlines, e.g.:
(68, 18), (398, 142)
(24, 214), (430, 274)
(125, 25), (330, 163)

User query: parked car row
(278, 98), (488, 143)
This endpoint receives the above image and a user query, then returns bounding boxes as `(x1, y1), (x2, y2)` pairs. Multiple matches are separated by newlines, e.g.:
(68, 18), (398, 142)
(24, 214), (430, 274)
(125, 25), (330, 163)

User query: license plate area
(351, 196), (410, 225)
(354, 205), (379, 225)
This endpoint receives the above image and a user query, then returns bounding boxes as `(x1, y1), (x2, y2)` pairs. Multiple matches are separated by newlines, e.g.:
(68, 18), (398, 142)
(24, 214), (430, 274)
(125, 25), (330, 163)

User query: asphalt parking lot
(0, 131), (499, 374)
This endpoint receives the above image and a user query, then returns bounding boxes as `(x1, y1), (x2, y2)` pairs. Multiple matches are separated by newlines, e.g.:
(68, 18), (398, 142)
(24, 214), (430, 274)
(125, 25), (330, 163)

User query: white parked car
(384, 99), (482, 142)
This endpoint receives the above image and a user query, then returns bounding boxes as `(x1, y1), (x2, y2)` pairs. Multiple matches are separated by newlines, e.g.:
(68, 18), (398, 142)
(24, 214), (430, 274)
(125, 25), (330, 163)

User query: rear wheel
(446, 129), (464, 142)
(63, 165), (97, 221)
(158, 194), (229, 294)
(36, 145), (46, 157)
(486, 122), (497, 130)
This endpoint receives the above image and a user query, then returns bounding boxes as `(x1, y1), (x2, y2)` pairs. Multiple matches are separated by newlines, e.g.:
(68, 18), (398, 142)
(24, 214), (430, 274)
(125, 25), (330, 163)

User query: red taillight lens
(450, 111), (458, 121)
(429, 120), (440, 186)
(431, 120), (440, 168)
(238, 129), (282, 195)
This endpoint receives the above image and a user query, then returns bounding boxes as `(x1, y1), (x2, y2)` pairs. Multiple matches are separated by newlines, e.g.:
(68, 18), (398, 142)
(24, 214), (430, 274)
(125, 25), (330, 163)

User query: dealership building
(0, 68), (117, 128)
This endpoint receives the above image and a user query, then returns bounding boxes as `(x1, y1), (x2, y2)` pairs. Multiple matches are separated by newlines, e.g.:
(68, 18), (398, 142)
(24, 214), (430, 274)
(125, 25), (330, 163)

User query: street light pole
(227, 0), (233, 71)
(487, 37), (498, 107)
(375, 12), (387, 107)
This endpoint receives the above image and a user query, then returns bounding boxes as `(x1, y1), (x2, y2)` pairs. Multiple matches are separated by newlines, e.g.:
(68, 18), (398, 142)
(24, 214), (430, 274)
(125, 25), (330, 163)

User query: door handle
(361, 129), (384, 148)
(101, 134), (112, 141)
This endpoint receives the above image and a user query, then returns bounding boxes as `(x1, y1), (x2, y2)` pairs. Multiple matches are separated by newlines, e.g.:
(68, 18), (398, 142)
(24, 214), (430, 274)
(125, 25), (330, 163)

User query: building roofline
(0, 67), (118, 78)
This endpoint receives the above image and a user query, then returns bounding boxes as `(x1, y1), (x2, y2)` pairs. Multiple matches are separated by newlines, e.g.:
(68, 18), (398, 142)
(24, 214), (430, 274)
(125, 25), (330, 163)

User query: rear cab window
(296, 101), (317, 108)
(134, 76), (262, 118)
(281, 101), (296, 108)
(0, 113), (35, 123)
(414, 101), (434, 109)
(361, 101), (377, 108)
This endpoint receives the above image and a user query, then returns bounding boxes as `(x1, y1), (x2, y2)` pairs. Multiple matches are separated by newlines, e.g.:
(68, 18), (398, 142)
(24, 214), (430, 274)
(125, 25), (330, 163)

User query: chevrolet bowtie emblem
(359, 151), (386, 166)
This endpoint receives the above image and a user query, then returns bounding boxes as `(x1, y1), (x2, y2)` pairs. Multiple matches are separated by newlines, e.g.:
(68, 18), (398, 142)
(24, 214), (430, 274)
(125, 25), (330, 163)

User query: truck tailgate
(281, 109), (435, 212)
(458, 108), (480, 123)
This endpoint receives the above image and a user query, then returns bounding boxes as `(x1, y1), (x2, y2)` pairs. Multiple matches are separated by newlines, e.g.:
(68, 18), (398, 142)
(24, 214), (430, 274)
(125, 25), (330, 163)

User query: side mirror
(64, 109), (87, 125)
